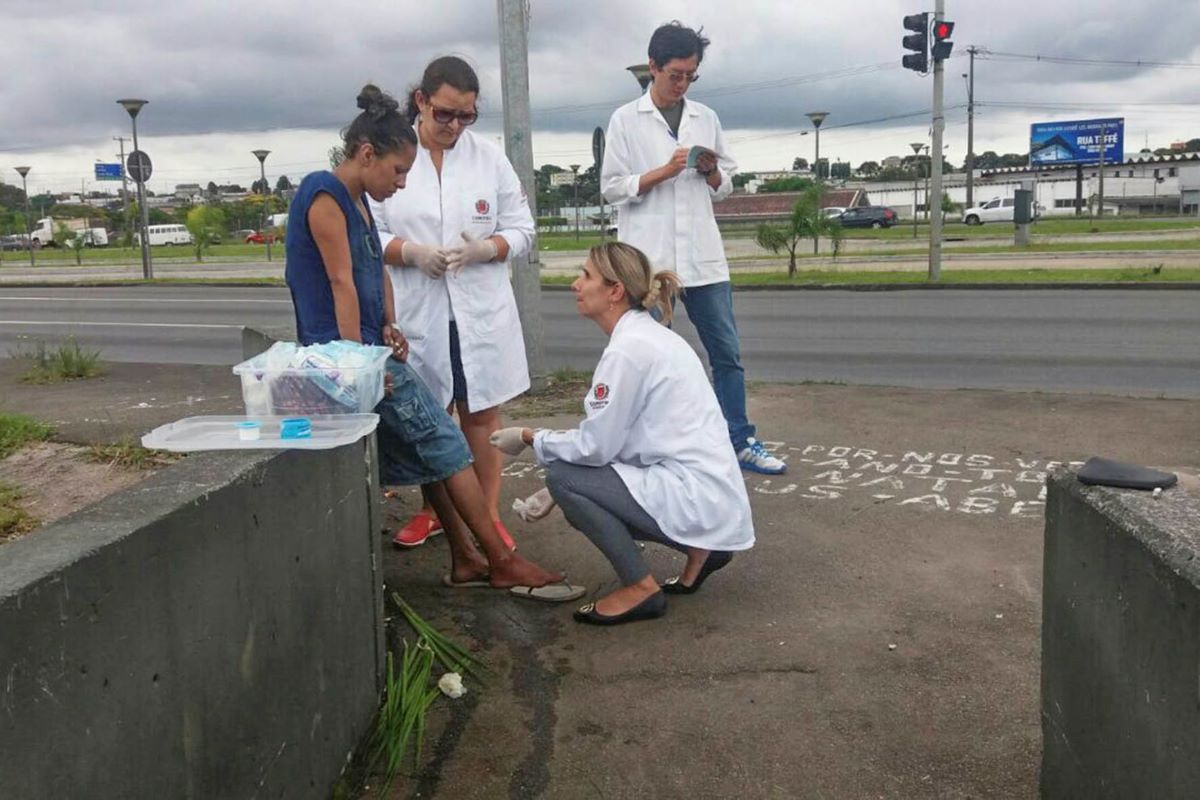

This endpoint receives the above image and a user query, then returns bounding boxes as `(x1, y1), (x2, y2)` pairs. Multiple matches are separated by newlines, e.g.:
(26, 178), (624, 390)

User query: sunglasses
(428, 105), (478, 126)
(663, 69), (699, 84)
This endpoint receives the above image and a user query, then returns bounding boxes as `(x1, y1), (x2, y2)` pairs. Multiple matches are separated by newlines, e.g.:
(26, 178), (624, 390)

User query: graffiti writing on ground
(501, 443), (1084, 518)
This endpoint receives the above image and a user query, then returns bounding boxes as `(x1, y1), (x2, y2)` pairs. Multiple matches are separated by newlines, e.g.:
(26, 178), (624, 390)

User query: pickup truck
(961, 197), (1043, 226)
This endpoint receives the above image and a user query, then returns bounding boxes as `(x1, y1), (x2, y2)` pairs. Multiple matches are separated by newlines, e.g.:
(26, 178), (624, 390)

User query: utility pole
(964, 46), (976, 209)
(928, 0), (946, 281)
(910, 142), (924, 239)
(1097, 122), (1107, 221)
(114, 136), (131, 241)
(497, 0), (545, 385)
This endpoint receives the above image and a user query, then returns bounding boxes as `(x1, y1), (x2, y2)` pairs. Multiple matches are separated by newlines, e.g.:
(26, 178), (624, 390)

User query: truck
(29, 217), (109, 248)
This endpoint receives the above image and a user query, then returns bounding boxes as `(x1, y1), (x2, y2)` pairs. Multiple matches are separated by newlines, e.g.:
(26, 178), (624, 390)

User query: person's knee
(544, 461), (569, 500)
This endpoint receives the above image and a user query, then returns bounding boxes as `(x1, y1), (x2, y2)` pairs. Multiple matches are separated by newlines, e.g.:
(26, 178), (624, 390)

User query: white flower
(438, 672), (466, 699)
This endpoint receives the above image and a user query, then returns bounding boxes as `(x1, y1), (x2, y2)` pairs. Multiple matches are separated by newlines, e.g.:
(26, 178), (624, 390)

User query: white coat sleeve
(493, 154), (534, 260)
(368, 195), (397, 253)
(708, 115), (737, 202)
(601, 112), (645, 207)
(533, 350), (643, 467)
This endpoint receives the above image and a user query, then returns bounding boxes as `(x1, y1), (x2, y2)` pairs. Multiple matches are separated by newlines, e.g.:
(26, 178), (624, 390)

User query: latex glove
(512, 487), (556, 523)
(490, 426), (529, 455)
(446, 232), (498, 275)
(401, 240), (450, 279)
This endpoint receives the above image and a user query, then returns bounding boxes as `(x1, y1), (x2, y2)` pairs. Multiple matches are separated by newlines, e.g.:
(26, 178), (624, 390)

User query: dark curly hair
(341, 84), (417, 160)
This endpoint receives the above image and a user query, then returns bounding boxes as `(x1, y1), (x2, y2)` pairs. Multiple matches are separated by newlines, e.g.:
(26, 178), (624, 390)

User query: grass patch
(505, 368), (593, 418)
(725, 266), (1200, 286)
(13, 337), (103, 383)
(0, 413), (54, 460)
(85, 439), (178, 470)
(0, 482), (38, 540)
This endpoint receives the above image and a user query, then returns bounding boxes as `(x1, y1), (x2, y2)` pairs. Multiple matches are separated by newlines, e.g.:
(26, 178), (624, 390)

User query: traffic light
(932, 20), (955, 61)
(902, 13), (929, 73)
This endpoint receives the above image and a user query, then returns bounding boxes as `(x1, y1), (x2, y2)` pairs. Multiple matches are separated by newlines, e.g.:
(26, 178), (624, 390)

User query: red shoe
(392, 511), (443, 548)
(493, 519), (517, 552)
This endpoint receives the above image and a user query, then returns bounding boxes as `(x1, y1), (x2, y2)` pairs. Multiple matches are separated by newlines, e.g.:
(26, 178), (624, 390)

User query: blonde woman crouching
(491, 242), (755, 626)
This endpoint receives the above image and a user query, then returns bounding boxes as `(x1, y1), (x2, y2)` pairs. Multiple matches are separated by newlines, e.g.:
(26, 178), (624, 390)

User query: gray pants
(544, 461), (688, 586)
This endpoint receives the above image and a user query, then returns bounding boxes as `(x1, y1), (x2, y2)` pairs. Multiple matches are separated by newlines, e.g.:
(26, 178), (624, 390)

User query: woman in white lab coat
(370, 56), (533, 550)
(490, 242), (755, 626)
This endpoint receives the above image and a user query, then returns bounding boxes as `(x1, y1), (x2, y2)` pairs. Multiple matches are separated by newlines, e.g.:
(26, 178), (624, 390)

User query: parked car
(822, 206), (847, 219)
(837, 206), (897, 229)
(245, 231), (280, 244)
(0, 234), (31, 251)
(962, 197), (1044, 225)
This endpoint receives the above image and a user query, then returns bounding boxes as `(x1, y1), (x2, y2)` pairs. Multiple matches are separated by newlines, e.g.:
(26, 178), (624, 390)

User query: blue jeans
(375, 358), (473, 486)
(679, 281), (755, 451)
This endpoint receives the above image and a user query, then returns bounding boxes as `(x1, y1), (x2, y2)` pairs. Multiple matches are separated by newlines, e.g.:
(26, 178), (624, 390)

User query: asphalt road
(0, 285), (1197, 397)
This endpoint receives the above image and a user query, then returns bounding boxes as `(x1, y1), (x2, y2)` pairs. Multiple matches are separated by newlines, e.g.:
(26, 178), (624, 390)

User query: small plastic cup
(236, 421), (261, 442)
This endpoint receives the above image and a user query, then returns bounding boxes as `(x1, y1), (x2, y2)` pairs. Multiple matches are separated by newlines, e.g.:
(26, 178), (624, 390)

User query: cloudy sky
(3, 0), (1198, 196)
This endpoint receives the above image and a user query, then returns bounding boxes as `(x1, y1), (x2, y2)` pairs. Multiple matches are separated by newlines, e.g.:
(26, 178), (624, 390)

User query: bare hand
(663, 147), (689, 178)
(382, 323), (409, 362)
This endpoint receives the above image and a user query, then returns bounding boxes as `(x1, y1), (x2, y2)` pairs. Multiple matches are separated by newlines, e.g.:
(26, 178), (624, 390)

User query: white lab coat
(601, 93), (737, 287)
(533, 310), (755, 552)
(370, 127), (533, 411)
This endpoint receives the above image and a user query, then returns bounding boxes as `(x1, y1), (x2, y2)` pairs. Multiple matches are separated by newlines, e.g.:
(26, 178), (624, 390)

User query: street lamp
(626, 64), (652, 92)
(910, 142), (925, 239)
(252, 149), (273, 262)
(806, 112), (829, 181)
(13, 166), (34, 267)
(569, 164), (581, 241)
(117, 98), (153, 279)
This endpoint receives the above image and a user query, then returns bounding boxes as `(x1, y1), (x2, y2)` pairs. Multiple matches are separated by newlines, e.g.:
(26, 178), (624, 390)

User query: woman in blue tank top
(285, 84), (563, 591)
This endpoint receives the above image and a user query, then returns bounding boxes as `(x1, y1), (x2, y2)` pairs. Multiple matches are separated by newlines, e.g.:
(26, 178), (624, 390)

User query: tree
(274, 175), (293, 195)
(186, 205), (226, 262)
(53, 223), (85, 265)
(732, 172), (757, 189)
(856, 161), (880, 177)
(792, 157), (809, 171)
(754, 185), (843, 276)
(830, 162), (851, 180)
(206, 181), (220, 198)
(941, 192), (958, 222)
(251, 178), (270, 196)
(759, 176), (815, 194)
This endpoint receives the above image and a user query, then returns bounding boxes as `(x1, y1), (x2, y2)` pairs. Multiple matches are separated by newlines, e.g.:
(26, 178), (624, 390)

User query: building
(712, 188), (867, 224)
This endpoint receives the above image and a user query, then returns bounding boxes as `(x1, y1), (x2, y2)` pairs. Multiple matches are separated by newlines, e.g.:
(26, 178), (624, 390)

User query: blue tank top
(285, 171), (386, 346)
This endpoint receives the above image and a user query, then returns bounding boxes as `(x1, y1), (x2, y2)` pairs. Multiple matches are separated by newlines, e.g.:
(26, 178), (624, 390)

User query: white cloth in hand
(402, 240), (450, 279)
(512, 487), (556, 523)
(446, 231), (498, 275)
(490, 426), (528, 455)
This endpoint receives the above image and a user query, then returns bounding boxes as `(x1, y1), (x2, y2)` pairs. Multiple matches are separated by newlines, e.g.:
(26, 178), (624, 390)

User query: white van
(135, 224), (193, 246)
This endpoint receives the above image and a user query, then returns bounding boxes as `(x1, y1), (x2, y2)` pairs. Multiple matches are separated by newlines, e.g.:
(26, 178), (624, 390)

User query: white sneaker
(737, 437), (787, 475)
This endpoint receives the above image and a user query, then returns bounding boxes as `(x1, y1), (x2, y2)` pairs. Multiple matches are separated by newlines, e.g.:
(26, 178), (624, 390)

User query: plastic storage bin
(233, 342), (392, 416)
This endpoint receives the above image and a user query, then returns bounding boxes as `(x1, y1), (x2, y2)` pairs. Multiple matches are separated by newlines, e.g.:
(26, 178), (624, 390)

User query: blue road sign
(1030, 118), (1124, 167)
(95, 162), (124, 181)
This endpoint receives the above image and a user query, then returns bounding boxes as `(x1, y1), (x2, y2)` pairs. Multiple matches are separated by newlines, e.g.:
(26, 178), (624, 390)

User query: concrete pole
(497, 0), (545, 386)
(928, 0), (946, 281)
(1097, 123), (1107, 221)
(965, 46), (975, 209)
(15, 167), (34, 268)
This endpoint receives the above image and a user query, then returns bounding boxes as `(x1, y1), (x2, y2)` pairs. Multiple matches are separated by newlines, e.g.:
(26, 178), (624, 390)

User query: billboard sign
(550, 171), (576, 187)
(1030, 118), (1124, 167)
(94, 162), (123, 181)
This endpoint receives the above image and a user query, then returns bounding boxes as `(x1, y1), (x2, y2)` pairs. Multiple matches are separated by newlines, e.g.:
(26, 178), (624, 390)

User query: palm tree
(754, 185), (843, 276)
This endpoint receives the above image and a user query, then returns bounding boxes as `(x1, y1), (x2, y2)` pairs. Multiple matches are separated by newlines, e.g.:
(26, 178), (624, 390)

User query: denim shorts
(375, 358), (473, 486)
(448, 321), (469, 404)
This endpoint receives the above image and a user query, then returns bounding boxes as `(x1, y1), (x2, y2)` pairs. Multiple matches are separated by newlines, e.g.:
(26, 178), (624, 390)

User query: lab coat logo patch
(475, 199), (490, 215)
(588, 383), (610, 410)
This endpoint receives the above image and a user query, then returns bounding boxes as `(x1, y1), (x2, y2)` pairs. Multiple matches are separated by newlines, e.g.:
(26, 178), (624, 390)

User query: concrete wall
(1041, 470), (1200, 799)
(0, 440), (384, 799)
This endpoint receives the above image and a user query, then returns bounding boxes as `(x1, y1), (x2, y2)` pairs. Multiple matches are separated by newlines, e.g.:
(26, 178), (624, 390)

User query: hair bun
(356, 84), (399, 120)
(641, 278), (663, 310)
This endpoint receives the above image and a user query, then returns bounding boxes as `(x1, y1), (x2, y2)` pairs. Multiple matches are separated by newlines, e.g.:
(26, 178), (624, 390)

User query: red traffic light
(934, 20), (955, 40)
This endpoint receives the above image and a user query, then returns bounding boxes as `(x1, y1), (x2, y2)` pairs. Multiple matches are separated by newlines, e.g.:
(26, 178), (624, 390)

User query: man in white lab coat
(601, 20), (787, 475)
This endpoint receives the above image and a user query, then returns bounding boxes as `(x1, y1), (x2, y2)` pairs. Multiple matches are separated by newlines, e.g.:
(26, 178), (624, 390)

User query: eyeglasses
(664, 70), (699, 84)
(428, 105), (478, 126)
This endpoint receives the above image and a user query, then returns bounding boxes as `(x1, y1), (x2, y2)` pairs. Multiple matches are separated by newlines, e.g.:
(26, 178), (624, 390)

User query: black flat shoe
(573, 591), (666, 626)
(661, 551), (733, 595)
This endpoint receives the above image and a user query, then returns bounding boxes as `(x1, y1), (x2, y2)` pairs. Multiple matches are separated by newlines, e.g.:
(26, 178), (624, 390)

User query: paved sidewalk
(3, 362), (1197, 797)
